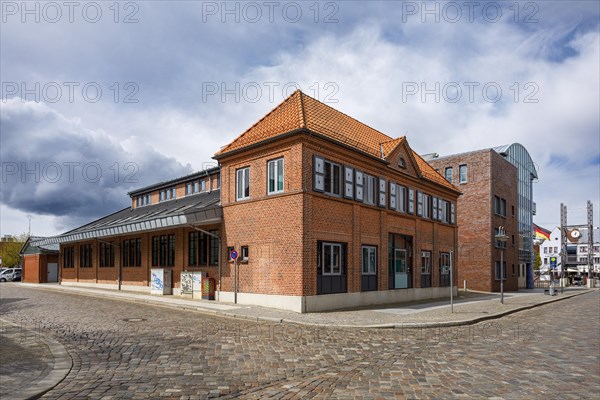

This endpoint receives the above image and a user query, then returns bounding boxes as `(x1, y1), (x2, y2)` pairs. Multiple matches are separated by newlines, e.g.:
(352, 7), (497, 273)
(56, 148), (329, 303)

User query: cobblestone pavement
(0, 285), (598, 399)
(0, 319), (54, 399)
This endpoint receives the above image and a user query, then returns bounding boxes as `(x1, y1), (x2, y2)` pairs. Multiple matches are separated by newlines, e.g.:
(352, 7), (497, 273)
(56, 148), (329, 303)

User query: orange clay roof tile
(215, 90), (458, 192)
(380, 137), (406, 159)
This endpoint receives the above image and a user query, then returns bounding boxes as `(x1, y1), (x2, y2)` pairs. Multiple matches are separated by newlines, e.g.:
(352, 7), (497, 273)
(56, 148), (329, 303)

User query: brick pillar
(380, 210), (388, 291)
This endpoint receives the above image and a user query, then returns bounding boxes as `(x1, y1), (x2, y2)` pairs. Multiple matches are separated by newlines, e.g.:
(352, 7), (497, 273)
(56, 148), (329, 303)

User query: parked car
(0, 268), (22, 282)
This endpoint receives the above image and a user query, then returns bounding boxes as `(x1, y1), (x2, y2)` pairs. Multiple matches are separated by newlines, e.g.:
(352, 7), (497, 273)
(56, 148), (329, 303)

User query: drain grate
(122, 318), (146, 322)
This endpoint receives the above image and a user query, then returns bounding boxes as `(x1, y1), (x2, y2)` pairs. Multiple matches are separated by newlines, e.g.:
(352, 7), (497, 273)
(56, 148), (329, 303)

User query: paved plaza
(1, 285), (598, 399)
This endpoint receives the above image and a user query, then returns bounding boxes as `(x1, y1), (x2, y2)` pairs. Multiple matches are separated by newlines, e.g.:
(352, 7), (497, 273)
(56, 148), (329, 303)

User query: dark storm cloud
(0, 99), (192, 224)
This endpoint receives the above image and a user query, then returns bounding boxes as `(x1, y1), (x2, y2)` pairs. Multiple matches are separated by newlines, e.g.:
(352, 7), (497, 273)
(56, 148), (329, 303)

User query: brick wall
(60, 225), (221, 289)
(429, 150), (518, 292)
(302, 137), (459, 295)
(23, 254), (41, 283)
(220, 138), (305, 296)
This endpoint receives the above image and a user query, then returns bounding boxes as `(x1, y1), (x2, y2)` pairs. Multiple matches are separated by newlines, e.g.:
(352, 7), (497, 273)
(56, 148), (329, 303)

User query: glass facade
(494, 144), (537, 288)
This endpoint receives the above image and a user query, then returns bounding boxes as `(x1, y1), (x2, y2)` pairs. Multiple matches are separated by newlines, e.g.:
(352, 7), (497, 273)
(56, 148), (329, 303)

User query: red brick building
(33, 91), (461, 312)
(426, 150), (519, 292)
(20, 236), (59, 283)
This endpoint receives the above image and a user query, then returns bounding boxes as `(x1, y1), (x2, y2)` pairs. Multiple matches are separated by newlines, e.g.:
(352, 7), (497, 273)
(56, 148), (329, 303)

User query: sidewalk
(16, 282), (596, 328)
(0, 317), (72, 400)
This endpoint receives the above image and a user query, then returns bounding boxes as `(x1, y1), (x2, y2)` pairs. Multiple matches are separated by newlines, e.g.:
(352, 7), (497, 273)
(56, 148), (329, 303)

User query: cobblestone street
(1, 285), (598, 399)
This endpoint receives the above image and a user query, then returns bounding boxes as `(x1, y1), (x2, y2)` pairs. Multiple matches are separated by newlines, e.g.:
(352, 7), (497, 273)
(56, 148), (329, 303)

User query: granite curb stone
(0, 318), (72, 400)
(15, 283), (595, 330)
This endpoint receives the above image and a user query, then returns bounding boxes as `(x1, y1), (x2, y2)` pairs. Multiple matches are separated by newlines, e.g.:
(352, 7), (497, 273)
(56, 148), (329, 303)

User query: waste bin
(202, 277), (215, 300)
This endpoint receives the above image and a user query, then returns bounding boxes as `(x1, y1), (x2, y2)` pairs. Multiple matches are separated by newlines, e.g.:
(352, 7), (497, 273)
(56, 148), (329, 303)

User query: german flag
(534, 224), (551, 241)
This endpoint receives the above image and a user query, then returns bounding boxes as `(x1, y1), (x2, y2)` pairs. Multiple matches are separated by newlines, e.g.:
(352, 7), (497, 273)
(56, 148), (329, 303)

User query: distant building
(539, 227), (600, 275)
(425, 148), (519, 292)
(20, 236), (60, 283)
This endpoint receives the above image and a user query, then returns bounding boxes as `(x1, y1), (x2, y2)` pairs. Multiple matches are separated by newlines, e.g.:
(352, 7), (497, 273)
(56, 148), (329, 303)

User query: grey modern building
(493, 144), (538, 289)
(425, 143), (538, 289)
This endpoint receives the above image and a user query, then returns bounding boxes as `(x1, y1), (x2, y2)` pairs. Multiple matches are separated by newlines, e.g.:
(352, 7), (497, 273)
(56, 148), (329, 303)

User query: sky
(1, 0), (599, 237)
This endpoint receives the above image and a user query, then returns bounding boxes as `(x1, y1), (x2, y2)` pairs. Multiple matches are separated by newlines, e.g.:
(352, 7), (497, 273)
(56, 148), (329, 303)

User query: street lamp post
(495, 227), (509, 304)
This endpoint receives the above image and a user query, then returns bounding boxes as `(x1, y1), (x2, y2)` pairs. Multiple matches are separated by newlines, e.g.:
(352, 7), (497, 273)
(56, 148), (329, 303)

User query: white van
(0, 268), (22, 282)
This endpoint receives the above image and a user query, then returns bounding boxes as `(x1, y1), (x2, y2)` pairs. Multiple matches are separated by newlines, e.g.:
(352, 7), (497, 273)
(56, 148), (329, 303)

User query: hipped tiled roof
(215, 90), (457, 192)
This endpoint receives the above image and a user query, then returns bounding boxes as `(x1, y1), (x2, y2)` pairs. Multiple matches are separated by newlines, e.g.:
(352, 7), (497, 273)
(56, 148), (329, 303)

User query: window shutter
(408, 188), (415, 214)
(432, 197), (438, 220)
(451, 202), (456, 224)
(438, 198), (443, 221)
(417, 191), (423, 216)
(355, 170), (364, 202)
(378, 177), (386, 208)
(344, 166), (354, 199)
(389, 181), (397, 210)
(314, 155), (325, 192)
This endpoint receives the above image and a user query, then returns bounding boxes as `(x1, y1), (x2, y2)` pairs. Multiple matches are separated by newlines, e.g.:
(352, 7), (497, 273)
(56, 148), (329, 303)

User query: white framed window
(444, 167), (453, 183)
(361, 246), (377, 275)
(423, 194), (430, 219)
(193, 181), (199, 193)
(324, 160), (342, 196)
(201, 180), (207, 192)
(421, 251), (431, 274)
(267, 158), (284, 195)
(398, 185), (407, 213)
(364, 174), (376, 205)
(321, 242), (342, 275)
(459, 164), (468, 183)
(236, 167), (250, 201)
(186, 182), (193, 195)
(241, 245), (249, 261)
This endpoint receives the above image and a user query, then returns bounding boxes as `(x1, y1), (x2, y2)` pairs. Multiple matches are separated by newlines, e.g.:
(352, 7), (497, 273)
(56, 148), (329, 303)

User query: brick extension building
(33, 91), (461, 312)
(20, 236), (60, 283)
(426, 147), (528, 292)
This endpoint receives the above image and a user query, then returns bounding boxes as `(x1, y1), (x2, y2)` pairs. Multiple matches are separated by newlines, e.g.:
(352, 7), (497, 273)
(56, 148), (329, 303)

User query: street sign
(550, 257), (557, 269)
(230, 250), (238, 260)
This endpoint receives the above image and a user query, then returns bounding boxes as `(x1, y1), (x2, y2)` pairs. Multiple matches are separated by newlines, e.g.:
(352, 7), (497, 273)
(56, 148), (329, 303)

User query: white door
(47, 263), (58, 282)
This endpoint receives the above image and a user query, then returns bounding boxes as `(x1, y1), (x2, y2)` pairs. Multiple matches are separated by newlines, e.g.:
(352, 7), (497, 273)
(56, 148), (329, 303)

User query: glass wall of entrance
(388, 233), (413, 289)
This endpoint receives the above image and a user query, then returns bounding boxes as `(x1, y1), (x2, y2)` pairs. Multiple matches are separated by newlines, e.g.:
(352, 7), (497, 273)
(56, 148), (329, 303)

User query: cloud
(232, 18), (599, 228)
(1, 1), (598, 236)
(0, 99), (192, 231)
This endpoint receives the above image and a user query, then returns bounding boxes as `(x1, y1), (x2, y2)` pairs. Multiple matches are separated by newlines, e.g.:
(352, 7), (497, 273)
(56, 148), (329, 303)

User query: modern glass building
(493, 144), (538, 289)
